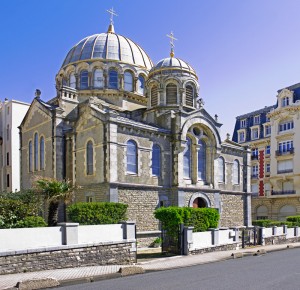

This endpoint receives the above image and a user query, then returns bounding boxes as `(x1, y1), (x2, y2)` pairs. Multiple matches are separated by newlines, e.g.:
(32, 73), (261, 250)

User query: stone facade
(0, 241), (135, 275)
(19, 21), (252, 234)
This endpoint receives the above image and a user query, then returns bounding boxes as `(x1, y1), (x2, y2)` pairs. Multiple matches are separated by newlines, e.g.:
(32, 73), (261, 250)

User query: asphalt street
(57, 248), (300, 290)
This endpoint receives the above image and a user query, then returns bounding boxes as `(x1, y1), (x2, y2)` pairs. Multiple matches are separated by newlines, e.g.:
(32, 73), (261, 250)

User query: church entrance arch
(189, 192), (211, 208)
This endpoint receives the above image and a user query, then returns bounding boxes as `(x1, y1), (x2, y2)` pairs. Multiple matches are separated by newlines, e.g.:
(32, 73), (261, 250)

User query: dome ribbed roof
(149, 57), (197, 78)
(62, 30), (153, 70)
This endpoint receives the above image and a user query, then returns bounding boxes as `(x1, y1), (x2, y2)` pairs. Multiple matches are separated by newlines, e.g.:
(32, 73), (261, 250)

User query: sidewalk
(1, 242), (300, 289)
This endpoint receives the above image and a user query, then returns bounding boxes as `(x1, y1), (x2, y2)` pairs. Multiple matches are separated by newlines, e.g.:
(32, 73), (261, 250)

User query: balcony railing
(271, 190), (296, 195)
(251, 155), (259, 160)
(251, 174), (258, 179)
(277, 169), (293, 174)
(276, 147), (294, 156)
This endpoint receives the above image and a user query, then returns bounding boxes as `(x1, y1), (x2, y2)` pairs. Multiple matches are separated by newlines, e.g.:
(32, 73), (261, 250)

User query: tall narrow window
(127, 140), (137, 173)
(183, 137), (191, 178)
(6, 125), (9, 140)
(29, 141), (32, 172)
(109, 69), (118, 89)
(233, 160), (239, 184)
(198, 140), (206, 180)
(40, 136), (45, 170)
(7, 174), (9, 188)
(86, 141), (94, 175)
(34, 133), (38, 171)
(80, 70), (88, 89)
(151, 85), (158, 107)
(186, 85), (194, 107)
(282, 97), (289, 107)
(137, 75), (145, 95)
(93, 69), (104, 88)
(69, 73), (76, 88)
(152, 144), (161, 176)
(218, 157), (225, 182)
(6, 152), (9, 166)
(124, 71), (133, 92)
(166, 83), (177, 104)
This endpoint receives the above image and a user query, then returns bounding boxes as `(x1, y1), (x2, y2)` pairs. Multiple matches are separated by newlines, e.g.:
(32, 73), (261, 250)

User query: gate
(161, 224), (184, 255)
(241, 227), (260, 248)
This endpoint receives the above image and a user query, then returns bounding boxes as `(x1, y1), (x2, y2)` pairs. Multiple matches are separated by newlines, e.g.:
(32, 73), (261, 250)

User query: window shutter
(166, 84), (177, 104)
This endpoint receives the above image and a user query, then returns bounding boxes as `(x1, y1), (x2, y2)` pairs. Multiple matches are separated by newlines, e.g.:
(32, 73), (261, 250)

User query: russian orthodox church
(19, 12), (252, 232)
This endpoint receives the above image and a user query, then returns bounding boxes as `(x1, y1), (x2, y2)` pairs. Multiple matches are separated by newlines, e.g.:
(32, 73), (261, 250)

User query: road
(58, 248), (300, 290)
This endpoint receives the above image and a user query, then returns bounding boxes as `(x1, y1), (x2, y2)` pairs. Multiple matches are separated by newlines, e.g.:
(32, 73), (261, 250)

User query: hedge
(154, 207), (220, 236)
(15, 216), (47, 228)
(252, 220), (294, 228)
(286, 216), (300, 226)
(67, 202), (128, 225)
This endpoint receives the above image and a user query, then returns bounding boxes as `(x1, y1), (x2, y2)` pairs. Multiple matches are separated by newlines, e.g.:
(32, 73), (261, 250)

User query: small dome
(62, 28), (153, 70)
(149, 57), (197, 78)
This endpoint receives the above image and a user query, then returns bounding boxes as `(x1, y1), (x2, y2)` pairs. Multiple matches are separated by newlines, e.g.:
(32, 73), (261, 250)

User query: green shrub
(253, 220), (295, 228)
(286, 216), (300, 226)
(154, 207), (220, 236)
(67, 202), (128, 225)
(0, 198), (36, 228)
(14, 216), (47, 228)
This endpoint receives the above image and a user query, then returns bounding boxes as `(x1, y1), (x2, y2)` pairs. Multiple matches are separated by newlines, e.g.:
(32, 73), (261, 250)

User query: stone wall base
(264, 235), (300, 246)
(0, 241), (135, 275)
(190, 243), (238, 255)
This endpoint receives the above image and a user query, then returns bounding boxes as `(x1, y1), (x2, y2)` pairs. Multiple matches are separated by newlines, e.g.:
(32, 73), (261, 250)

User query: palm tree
(34, 178), (75, 226)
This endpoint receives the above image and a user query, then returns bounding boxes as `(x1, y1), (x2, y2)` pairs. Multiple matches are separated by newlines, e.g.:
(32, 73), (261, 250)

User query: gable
(22, 101), (52, 132)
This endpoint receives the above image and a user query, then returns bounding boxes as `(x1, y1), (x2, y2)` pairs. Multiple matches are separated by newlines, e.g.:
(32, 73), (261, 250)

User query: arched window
(233, 160), (239, 184)
(69, 73), (76, 88)
(80, 70), (89, 89)
(127, 140), (137, 173)
(137, 75), (145, 95)
(86, 141), (94, 175)
(29, 141), (32, 172)
(183, 137), (191, 178)
(186, 85), (194, 107)
(34, 133), (38, 171)
(93, 69), (104, 88)
(166, 83), (177, 104)
(124, 71), (133, 92)
(198, 140), (206, 180)
(152, 144), (161, 176)
(40, 136), (45, 170)
(151, 85), (158, 107)
(218, 157), (225, 182)
(109, 69), (118, 89)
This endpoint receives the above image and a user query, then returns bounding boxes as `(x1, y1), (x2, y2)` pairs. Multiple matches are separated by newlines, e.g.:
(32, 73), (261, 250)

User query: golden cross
(106, 7), (118, 24)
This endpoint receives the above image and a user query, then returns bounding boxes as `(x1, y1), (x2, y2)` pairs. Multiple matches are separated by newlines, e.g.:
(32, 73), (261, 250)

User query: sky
(1, 0), (300, 139)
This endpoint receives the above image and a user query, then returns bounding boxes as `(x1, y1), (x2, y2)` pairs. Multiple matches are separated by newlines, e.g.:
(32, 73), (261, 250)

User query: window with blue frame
(152, 144), (161, 176)
(109, 69), (118, 89)
(86, 141), (94, 175)
(29, 141), (32, 172)
(137, 75), (145, 95)
(124, 71), (133, 92)
(197, 139), (206, 180)
(34, 133), (38, 171)
(265, 145), (271, 155)
(183, 137), (191, 178)
(281, 97), (290, 107)
(127, 140), (137, 173)
(40, 136), (45, 170)
(80, 70), (88, 89)
(279, 120), (294, 132)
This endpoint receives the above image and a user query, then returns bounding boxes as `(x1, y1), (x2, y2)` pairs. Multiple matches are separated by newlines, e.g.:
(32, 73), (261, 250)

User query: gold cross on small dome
(166, 31), (178, 57)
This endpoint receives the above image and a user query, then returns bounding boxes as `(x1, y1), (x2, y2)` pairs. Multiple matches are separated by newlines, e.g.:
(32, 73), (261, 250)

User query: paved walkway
(1, 242), (299, 289)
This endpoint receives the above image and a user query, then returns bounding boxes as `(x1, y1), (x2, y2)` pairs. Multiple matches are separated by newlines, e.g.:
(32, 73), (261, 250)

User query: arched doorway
(193, 197), (207, 208)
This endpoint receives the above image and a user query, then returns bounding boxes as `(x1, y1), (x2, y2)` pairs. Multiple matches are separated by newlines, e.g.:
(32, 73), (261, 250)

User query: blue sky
(2, 0), (300, 138)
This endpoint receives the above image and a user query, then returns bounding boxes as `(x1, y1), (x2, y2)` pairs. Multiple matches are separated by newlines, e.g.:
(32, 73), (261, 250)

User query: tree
(34, 177), (75, 226)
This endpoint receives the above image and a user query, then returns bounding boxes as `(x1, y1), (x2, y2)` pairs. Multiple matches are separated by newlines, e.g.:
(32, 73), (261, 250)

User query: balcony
(251, 155), (259, 160)
(276, 147), (294, 156)
(271, 190), (296, 195)
(277, 169), (293, 174)
(251, 174), (258, 179)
